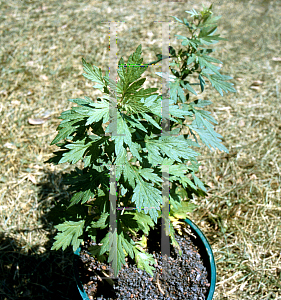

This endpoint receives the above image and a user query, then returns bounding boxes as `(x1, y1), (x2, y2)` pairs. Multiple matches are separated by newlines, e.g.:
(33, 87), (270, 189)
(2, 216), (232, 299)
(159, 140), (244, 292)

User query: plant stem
(145, 55), (170, 66)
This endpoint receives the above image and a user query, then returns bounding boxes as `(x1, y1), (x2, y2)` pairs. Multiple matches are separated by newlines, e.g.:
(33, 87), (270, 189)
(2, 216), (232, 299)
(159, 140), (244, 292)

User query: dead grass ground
(0, 0), (280, 299)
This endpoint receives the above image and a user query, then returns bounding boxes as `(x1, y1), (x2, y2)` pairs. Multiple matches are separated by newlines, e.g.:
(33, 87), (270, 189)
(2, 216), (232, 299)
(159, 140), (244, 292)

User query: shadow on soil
(0, 172), (82, 300)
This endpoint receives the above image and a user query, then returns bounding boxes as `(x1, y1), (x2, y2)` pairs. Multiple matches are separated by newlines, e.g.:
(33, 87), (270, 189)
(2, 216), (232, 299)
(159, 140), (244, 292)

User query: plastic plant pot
(73, 218), (216, 300)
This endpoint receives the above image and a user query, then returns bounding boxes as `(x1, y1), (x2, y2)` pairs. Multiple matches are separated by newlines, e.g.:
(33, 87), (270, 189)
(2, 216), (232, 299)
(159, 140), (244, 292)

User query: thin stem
(145, 55), (170, 66)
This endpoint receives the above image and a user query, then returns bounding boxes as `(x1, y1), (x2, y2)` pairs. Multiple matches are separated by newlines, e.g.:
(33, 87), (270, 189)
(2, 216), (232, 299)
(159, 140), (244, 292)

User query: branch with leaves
(46, 4), (236, 278)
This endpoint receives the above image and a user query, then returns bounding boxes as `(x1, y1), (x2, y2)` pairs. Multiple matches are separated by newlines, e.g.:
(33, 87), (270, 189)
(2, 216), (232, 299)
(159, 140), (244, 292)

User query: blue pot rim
(73, 218), (216, 300)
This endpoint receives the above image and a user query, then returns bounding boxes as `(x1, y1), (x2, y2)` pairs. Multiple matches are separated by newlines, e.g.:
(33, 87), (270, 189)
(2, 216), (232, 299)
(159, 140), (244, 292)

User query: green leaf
(189, 122), (229, 153)
(69, 96), (94, 106)
(185, 8), (199, 17)
(59, 109), (85, 124)
(117, 57), (126, 81)
(133, 249), (156, 277)
(100, 229), (135, 277)
(144, 134), (164, 165)
(198, 74), (206, 92)
(45, 149), (67, 165)
(199, 34), (226, 46)
(119, 211), (154, 236)
(177, 84), (186, 102)
(169, 79), (181, 104)
(191, 172), (207, 192)
(50, 119), (84, 145)
(134, 211), (155, 235)
(129, 87), (158, 100)
(123, 114), (147, 133)
(132, 178), (162, 224)
(123, 97), (151, 115)
(138, 168), (163, 184)
(99, 231), (111, 255)
(117, 45), (147, 90)
(200, 15), (222, 29)
(116, 151), (138, 189)
(196, 54), (222, 77)
(140, 94), (159, 108)
(106, 113), (142, 162)
(201, 72), (236, 96)
(200, 54), (222, 65)
(82, 58), (105, 91)
(169, 101), (193, 120)
(124, 78), (146, 96)
(169, 190), (182, 211)
(145, 135), (200, 164)
(184, 99), (212, 109)
(51, 220), (85, 252)
(107, 230), (124, 277)
(198, 26), (227, 46)
(181, 80), (197, 96)
(176, 35), (188, 42)
(120, 184), (128, 196)
(105, 113), (131, 156)
(168, 222), (182, 255)
(50, 102), (91, 145)
(140, 112), (162, 130)
(68, 189), (94, 206)
(163, 163), (188, 182)
(186, 53), (196, 66)
(118, 211), (139, 231)
(162, 163), (202, 192)
(174, 35), (200, 49)
(59, 138), (93, 164)
(86, 99), (110, 125)
(170, 16), (183, 24)
(168, 78), (198, 103)
(63, 168), (109, 207)
(193, 106), (218, 125)
(90, 212), (109, 229)
(189, 107), (230, 152)
(179, 175), (197, 190)
(120, 231), (135, 260)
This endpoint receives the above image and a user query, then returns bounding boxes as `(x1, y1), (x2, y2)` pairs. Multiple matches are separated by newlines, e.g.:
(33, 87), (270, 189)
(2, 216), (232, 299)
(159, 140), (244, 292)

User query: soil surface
(76, 222), (210, 300)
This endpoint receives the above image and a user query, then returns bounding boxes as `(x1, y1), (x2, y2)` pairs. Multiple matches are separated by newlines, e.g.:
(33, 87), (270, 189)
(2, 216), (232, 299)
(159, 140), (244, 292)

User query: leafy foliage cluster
(46, 4), (236, 277)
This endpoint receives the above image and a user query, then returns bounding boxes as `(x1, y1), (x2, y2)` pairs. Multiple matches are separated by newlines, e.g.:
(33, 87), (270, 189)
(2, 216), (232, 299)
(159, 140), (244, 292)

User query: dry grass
(0, 0), (280, 299)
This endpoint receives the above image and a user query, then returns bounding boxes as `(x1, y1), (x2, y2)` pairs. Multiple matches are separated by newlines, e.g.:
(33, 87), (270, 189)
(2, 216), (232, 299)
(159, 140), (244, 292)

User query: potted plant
(46, 4), (236, 299)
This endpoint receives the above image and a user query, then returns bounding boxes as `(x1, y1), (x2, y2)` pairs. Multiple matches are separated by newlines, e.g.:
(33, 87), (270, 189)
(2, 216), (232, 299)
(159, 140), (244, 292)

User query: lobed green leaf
(51, 220), (85, 252)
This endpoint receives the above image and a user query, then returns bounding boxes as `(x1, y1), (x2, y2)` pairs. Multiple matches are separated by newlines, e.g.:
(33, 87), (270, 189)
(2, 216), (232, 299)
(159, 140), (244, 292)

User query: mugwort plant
(46, 4), (236, 277)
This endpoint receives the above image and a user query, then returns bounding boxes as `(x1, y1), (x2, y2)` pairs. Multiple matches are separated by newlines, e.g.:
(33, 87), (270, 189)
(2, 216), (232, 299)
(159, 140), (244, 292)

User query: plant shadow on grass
(0, 172), (82, 300)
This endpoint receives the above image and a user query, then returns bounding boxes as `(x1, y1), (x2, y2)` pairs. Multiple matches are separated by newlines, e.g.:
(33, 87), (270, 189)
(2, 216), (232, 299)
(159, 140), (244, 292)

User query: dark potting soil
(76, 222), (210, 300)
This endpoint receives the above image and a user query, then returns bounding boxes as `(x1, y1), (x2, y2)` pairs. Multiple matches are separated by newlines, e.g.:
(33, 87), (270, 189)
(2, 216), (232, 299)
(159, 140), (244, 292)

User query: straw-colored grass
(0, 0), (280, 299)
